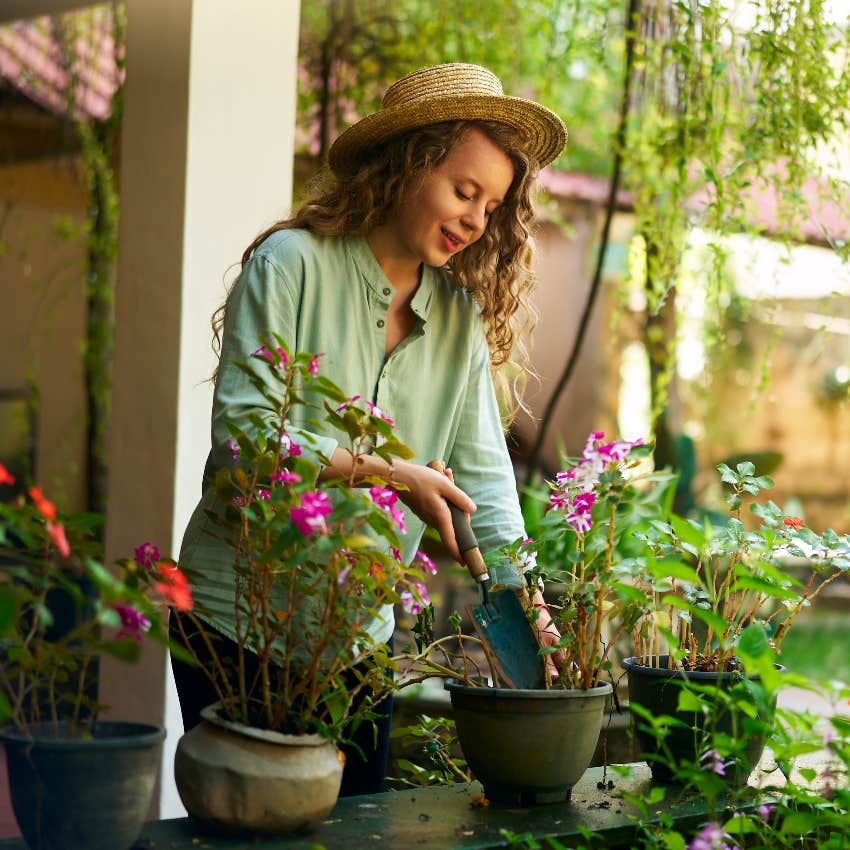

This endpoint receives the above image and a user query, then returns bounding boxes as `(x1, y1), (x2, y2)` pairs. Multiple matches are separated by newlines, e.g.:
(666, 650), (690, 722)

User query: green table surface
(0, 763), (738, 850)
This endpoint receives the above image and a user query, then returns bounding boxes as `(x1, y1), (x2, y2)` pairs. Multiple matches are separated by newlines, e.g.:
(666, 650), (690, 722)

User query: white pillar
(101, 0), (300, 818)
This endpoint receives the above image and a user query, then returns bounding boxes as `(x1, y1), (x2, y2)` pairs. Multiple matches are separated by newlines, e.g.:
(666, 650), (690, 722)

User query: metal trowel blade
(467, 589), (545, 690)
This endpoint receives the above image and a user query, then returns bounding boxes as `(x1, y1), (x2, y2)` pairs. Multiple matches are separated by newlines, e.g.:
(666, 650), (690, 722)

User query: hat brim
(328, 94), (567, 176)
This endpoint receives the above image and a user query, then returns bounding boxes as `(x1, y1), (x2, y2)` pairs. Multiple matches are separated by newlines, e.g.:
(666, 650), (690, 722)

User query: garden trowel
(445, 501), (546, 690)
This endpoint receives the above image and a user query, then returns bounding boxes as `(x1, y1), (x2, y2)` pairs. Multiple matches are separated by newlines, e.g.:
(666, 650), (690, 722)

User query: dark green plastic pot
(445, 679), (612, 805)
(622, 655), (782, 783)
(1, 721), (165, 850)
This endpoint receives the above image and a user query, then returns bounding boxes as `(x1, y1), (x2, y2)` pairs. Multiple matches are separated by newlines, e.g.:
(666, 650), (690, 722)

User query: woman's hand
(392, 459), (476, 564)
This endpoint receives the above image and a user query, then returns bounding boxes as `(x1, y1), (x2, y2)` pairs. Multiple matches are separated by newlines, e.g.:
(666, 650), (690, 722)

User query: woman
(173, 63), (567, 795)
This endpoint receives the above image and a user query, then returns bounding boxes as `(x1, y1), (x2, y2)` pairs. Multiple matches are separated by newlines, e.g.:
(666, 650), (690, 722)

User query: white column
(101, 0), (300, 818)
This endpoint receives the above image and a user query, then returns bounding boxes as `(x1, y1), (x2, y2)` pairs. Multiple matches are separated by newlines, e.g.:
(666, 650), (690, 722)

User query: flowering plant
(519, 431), (664, 689)
(522, 431), (850, 684)
(0, 469), (186, 736)
(166, 338), (436, 740)
(628, 459), (850, 673)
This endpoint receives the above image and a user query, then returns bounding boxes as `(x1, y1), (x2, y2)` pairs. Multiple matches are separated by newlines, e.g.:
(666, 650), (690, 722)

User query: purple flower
(687, 823), (730, 850)
(271, 469), (301, 485)
(133, 542), (160, 571)
(401, 583), (430, 616)
(756, 804), (773, 823)
(232, 495), (247, 507)
(416, 550), (437, 575)
(337, 565), (352, 585)
(227, 438), (239, 461)
(113, 604), (151, 642)
(290, 491), (332, 536)
(701, 749), (726, 776)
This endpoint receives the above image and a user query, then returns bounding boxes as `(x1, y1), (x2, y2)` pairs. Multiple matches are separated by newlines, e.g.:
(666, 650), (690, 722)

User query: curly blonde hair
(213, 120), (539, 421)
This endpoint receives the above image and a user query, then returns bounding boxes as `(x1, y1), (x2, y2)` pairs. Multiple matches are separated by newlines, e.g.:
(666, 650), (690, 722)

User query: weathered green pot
(174, 702), (343, 835)
(445, 679), (612, 805)
(622, 655), (782, 783)
(1, 721), (164, 850)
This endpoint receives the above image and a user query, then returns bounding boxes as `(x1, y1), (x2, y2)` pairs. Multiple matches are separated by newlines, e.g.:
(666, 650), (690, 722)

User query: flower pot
(174, 702), (344, 835)
(445, 679), (612, 805)
(622, 655), (782, 783)
(0, 721), (165, 850)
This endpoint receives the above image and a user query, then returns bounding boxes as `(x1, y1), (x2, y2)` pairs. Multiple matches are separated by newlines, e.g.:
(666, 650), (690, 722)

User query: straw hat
(328, 63), (567, 175)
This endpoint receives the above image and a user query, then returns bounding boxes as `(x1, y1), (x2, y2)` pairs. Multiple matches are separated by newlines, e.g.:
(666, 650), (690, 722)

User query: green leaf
(669, 514), (706, 550)
(691, 606), (728, 637)
(648, 559), (702, 586)
(646, 786), (666, 804)
(730, 575), (797, 601)
(0, 586), (17, 636)
(0, 690), (10, 724)
(724, 815), (758, 835)
(780, 812), (817, 836)
(676, 690), (706, 713)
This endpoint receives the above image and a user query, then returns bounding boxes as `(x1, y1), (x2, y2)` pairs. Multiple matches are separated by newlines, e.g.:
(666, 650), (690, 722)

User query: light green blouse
(179, 229), (526, 647)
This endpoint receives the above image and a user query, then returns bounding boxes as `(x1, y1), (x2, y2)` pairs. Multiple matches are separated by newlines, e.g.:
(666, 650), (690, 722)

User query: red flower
(46, 522), (70, 557)
(783, 516), (804, 531)
(27, 485), (57, 521)
(155, 563), (193, 611)
(0, 463), (15, 486)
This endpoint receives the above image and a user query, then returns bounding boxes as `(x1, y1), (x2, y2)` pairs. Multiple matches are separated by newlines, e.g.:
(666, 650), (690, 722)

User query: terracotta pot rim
(200, 702), (331, 747)
(444, 678), (613, 699)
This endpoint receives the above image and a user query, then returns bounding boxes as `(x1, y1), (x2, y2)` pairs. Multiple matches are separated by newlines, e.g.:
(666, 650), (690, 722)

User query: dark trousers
(169, 614), (393, 796)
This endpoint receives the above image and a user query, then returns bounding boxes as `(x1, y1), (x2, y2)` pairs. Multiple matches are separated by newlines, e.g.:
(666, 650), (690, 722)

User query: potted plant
(0, 468), (188, 850)
(619, 459), (850, 782)
(441, 431), (660, 804)
(163, 340), (437, 835)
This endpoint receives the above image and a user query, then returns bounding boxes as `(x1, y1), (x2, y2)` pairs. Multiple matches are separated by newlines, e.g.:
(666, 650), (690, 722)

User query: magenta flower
(416, 550), (437, 575)
(400, 582), (430, 616)
(253, 338), (288, 365)
(308, 353), (324, 376)
(390, 505), (407, 534)
(280, 433), (301, 458)
(369, 485), (397, 511)
(700, 748), (726, 776)
(134, 542), (160, 571)
(335, 394), (362, 414)
(365, 400), (394, 426)
(226, 438), (239, 461)
(114, 604), (151, 642)
(290, 491), (332, 536)
(256, 488), (270, 501)
(232, 495), (247, 507)
(271, 469), (301, 485)
(391, 546), (402, 562)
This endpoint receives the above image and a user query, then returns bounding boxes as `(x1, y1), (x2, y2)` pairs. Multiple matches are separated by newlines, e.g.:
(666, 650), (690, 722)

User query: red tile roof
(0, 9), (122, 122)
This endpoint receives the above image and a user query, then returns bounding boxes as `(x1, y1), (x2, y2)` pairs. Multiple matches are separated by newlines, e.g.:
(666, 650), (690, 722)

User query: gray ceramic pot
(445, 679), (612, 805)
(174, 702), (343, 835)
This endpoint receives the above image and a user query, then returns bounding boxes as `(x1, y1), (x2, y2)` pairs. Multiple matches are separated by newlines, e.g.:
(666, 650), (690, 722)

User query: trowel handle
(427, 460), (490, 584)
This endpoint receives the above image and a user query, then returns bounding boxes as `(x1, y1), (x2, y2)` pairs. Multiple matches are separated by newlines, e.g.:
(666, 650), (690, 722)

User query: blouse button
(377, 319), (385, 328)
(382, 287), (391, 296)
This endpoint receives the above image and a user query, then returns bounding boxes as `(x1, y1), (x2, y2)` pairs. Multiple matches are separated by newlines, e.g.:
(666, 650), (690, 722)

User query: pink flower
(416, 550), (437, 575)
(369, 485), (406, 532)
(308, 353), (324, 376)
(113, 603), (151, 642)
(232, 495), (247, 507)
(47, 522), (70, 557)
(290, 491), (332, 536)
(0, 463), (15, 486)
(335, 394), (362, 414)
(701, 748), (726, 776)
(401, 582), (430, 615)
(365, 400), (394, 426)
(256, 489), (270, 501)
(756, 804), (773, 823)
(369, 485), (398, 511)
(253, 338), (288, 365)
(134, 542), (160, 571)
(390, 546), (402, 562)
(271, 469), (301, 485)
(687, 823), (730, 850)
(227, 438), (239, 461)
(280, 433), (301, 457)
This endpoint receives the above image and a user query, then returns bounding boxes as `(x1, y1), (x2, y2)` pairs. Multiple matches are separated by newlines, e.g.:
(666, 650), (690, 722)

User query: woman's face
(392, 127), (515, 268)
